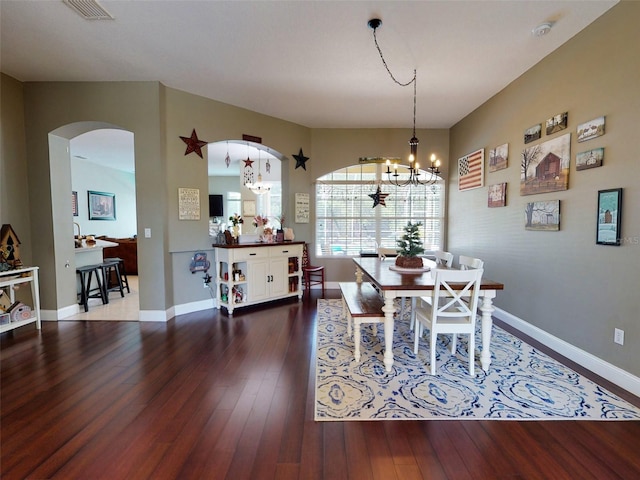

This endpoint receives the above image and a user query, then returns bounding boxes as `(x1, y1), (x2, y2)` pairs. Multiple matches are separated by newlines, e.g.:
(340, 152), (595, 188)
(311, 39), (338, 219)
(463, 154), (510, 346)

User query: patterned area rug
(315, 299), (640, 420)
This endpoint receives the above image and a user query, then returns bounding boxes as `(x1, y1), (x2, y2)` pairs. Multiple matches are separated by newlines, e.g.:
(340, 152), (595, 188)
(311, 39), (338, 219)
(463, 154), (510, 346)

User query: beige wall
(448, 1), (640, 375)
(310, 127), (450, 281)
(1, 74), (32, 265)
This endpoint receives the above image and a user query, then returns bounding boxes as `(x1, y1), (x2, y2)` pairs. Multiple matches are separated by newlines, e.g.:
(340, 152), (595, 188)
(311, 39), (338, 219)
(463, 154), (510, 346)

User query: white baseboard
(174, 298), (215, 316)
(493, 307), (640, 398)
(139, 309), (173, 322)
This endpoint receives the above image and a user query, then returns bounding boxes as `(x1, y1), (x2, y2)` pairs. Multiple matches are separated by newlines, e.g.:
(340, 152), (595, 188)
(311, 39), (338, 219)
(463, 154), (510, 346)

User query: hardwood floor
(2, 290), (639, 479)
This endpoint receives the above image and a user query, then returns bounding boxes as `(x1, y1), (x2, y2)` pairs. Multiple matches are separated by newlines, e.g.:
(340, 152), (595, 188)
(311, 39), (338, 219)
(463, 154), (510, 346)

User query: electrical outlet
(614, 328), (624, 345)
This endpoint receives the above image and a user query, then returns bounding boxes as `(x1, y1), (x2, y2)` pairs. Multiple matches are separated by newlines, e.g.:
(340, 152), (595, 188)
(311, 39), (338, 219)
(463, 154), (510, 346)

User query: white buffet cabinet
(214, 242), (304, 314)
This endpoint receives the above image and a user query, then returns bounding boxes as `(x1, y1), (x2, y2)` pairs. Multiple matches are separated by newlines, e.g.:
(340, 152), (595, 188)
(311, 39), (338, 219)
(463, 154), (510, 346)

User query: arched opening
(207, 140), (284, 237)
(48, 122), (139, 320)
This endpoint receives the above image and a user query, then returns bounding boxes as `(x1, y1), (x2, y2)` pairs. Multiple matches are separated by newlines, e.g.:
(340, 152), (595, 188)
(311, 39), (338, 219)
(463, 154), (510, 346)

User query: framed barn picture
(596, 188), (622, 246)
(520, 133), (570, 196)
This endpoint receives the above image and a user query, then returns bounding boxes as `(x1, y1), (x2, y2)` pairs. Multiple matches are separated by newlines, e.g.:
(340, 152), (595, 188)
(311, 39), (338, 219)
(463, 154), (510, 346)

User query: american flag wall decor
(458, 148), (484, 191)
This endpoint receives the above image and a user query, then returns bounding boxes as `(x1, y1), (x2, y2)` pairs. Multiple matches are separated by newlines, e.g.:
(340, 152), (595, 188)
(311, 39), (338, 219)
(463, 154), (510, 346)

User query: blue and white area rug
(315, 299), (640, 420)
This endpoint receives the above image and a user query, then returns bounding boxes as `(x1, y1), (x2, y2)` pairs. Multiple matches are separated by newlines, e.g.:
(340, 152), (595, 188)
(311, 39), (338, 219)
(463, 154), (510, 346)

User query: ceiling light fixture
(367, 18), (441, 187)
(245, 150), (271, 195)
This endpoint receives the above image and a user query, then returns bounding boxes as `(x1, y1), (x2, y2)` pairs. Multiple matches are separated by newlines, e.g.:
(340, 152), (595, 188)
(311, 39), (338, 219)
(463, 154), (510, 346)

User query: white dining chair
(434, 250), (454, 267)
(406, 250), (454, 329)
(459, 255), (484, 270)
(413, 268), (484, 376)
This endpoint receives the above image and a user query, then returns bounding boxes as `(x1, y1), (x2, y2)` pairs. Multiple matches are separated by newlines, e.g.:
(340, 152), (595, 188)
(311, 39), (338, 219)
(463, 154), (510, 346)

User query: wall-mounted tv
(208, 194), (224, 218)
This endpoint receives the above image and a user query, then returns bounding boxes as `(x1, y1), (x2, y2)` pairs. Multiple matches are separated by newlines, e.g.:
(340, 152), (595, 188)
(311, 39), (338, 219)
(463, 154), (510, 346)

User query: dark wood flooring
(2, 290), (639, 479)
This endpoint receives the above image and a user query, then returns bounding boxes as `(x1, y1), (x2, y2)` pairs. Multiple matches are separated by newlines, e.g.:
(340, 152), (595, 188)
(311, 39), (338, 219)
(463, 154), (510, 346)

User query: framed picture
(88, 191), (116, 221)
(72, 191), (78, 217)
(488, 183), (507, 208)
(576, 148), (604, 170)
(546, 112), (568, 135)
(524, 124), (541, 144)
(520, 133), (570, 196)
(242, 199), (256, 217)
(577, 116), (605, 142)
(458, 148), (484, 191)
(489, 143), (508, 172)
(525, 200), (560, 231)
(295, 193), (310, 223)
(596, 188), (622, 246)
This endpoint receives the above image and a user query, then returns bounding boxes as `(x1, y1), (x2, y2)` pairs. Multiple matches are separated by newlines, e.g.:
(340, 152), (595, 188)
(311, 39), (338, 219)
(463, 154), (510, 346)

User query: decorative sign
(295, 193), (310, 223)
(458, 149), (484, 191)
(178, 188), (200, 220)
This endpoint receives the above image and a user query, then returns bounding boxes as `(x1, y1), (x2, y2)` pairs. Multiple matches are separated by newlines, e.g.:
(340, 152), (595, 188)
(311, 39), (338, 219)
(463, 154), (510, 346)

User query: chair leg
(413, 321), (421, 354)
(468, 333), (475, 377)
(430, 331), (437, 375)
(451, 334), (457, 354)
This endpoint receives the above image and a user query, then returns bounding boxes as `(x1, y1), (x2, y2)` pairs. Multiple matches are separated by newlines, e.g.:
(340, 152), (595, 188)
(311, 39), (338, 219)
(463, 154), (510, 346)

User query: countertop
(74, 239), (118, 252)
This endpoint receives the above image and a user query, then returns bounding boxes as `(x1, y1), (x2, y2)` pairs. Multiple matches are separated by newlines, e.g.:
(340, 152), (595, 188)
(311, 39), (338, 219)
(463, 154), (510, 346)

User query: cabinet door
(268, 256), (288, 297)
(248, 259), (269, 301)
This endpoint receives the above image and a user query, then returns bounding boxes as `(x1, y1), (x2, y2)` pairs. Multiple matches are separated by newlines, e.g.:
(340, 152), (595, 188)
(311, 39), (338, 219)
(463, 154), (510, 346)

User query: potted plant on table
(395, 221), (425, 268)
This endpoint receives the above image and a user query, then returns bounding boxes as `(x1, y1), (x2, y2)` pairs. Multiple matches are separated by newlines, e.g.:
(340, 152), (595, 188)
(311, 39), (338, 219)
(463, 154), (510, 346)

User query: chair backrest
(434, 251), (454, 267)
(429, 268), (483, 324)
(377, 247), (397, 260)
(459, 255), (484, 270)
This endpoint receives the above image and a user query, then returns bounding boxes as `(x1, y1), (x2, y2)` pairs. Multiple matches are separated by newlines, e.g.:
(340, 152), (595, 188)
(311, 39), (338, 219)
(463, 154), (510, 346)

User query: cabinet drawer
(233, 248), (269, 261)
(268, 245), (302, 257)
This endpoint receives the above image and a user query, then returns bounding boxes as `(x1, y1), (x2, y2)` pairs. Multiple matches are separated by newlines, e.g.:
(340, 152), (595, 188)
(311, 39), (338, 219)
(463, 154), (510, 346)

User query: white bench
(339, 282), (385, 362)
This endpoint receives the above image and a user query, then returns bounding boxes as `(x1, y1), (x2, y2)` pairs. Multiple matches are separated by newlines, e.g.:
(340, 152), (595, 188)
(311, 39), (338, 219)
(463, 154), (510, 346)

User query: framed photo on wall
(596, 188), (622, 246)
(88, 191), (116, 221)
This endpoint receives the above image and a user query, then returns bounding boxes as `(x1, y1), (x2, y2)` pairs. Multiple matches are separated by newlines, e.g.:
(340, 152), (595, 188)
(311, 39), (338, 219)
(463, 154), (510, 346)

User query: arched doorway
(49, 122), (139, 320)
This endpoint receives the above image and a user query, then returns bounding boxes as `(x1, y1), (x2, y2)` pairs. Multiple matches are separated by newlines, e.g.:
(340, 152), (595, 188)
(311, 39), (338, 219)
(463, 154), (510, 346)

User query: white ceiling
(2, 0), (618, 174)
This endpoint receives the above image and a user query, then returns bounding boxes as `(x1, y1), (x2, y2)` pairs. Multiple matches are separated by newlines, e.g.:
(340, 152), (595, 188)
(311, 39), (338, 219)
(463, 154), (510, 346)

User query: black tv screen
(209, 194), (223, 217)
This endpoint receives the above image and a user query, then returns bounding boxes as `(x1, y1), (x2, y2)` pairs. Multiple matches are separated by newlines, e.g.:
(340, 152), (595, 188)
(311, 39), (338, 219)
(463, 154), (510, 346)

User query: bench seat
(339, 282), (385, 362)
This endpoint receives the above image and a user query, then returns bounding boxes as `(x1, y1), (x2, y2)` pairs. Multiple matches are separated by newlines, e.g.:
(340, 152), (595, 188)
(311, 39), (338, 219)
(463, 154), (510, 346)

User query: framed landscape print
(546, 112), (568, 135)
(520, 133), (570, 196)
(488, 183), (507, 208)
(88, 191), (116, 221)
(525, 200), (560, 231)
(577, 116), (605, 142)
(489, 143), (508, 172)
(596, 188), (622, 246)
(576, 148), (604, 170)
(524, 124), (541, 144)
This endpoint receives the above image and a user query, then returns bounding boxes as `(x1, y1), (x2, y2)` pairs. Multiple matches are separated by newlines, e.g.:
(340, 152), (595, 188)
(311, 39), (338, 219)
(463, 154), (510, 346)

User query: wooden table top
(353, 257), (504, 291)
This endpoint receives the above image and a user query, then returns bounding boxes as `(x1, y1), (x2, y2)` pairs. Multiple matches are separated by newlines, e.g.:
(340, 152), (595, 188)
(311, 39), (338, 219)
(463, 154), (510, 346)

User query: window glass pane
(315, 164), (445, 256)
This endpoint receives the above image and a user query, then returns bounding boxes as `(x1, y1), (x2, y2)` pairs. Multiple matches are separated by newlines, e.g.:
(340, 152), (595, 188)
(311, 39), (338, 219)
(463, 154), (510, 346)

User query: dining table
(352, 257), (505, 373)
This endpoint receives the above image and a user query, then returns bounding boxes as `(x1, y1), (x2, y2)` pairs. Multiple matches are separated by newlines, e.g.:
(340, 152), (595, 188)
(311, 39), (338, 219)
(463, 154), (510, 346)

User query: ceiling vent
(63, 0), (114, 20)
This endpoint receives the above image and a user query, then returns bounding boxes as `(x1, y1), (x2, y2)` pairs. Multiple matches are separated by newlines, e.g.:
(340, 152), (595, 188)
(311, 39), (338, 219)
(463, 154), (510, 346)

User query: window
(315, 163), (444, 257)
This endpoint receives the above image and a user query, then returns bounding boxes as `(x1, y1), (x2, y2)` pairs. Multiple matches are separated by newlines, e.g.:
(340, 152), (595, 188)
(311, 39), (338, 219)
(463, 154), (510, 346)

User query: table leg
(382, 294), (396, 372)
(479, 292), (496, 372)
(355, 266), (363, 284)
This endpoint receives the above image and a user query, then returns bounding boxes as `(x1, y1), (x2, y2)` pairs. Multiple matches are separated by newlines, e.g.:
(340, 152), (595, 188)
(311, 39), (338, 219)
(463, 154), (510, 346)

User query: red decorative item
(180, 129), (208, 158)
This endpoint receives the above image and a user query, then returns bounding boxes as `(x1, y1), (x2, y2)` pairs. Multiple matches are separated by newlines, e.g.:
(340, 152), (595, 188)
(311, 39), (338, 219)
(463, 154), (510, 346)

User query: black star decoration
(180, 129), (208, 158)
(293, 148), (309, 170)
(369, 185), (390, 208)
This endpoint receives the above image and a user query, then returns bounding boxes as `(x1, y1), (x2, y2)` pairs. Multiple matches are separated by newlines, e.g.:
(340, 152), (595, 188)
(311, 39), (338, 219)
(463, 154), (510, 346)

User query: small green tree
(396, 222), (424, 258)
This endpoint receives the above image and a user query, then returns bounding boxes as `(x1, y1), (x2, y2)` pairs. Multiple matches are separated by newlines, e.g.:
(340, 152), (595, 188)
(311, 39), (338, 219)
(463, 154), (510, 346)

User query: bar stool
(302, 243), (325, 297)
(103, 256), (130, 293)
(76, 264), (107, 312)
(100, 259), (125, 298)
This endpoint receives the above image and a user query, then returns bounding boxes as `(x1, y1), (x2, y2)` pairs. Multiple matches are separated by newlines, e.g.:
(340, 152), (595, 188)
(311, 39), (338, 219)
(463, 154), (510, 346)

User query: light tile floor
(66, 275), (139, 321)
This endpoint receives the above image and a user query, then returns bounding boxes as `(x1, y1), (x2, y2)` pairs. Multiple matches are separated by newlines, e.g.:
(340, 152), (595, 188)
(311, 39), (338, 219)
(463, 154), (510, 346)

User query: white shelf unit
(0, 266), (41, 333)
(214, 242), (303, 314)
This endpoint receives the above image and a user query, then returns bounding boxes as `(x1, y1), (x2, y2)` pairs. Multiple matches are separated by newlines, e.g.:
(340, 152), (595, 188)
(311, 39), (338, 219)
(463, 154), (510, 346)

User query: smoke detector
(532, 22), (553, 37)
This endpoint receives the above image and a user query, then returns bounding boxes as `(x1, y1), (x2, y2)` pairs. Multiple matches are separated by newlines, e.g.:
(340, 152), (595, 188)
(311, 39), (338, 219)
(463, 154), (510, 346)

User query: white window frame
(315, 163), (445, 257)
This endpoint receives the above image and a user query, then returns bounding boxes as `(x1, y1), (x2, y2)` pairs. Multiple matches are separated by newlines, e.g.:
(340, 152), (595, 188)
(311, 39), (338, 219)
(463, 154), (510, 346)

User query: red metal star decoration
(368, 185), (390, 208)
(243, 157), (254, 168)
(179, 129), (208, 158)
(293, 148), (309, 170)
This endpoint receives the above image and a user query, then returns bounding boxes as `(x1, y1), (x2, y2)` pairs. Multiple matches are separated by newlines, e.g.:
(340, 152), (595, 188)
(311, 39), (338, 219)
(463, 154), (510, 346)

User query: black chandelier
(368, 18), (441, 187)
